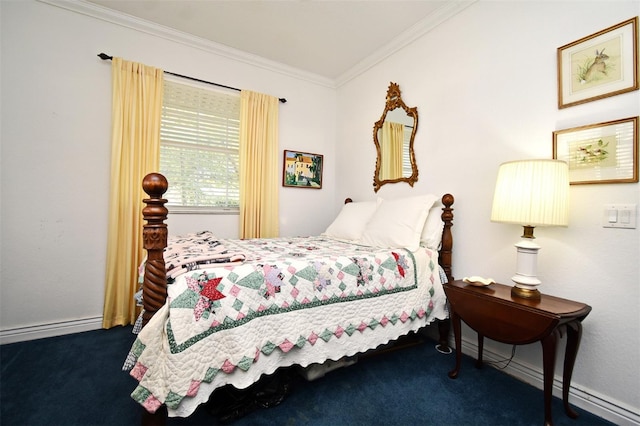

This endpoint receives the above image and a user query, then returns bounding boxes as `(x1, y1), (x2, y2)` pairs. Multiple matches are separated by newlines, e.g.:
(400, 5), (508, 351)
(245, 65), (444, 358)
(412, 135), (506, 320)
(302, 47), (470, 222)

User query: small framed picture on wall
(282, 150), (323, 189)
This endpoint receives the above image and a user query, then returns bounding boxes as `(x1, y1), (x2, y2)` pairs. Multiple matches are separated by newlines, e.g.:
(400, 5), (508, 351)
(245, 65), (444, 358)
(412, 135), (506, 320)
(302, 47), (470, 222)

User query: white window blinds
(160, 80), (241, 212)
(403, 127), (412, 177)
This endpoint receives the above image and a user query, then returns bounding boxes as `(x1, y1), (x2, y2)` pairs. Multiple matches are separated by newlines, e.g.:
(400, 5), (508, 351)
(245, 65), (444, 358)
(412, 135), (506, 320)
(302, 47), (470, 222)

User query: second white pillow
(323, 200), (380, 241)
(360, 194), (438, 251)
(421, 201), (445, 250)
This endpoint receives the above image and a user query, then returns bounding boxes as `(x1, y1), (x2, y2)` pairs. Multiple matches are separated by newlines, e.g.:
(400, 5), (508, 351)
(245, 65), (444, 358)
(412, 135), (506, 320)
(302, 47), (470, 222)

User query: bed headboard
(140, 173), (454, 327)
(343, 195), (454, 282)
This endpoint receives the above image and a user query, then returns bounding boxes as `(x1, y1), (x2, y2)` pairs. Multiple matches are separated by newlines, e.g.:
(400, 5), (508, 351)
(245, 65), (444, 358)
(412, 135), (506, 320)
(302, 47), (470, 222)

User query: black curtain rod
(98, 53), (286, 103)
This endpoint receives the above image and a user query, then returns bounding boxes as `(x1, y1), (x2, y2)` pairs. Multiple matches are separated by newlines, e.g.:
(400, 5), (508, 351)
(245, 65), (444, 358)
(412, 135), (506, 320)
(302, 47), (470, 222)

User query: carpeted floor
(1, 326), (614, 426)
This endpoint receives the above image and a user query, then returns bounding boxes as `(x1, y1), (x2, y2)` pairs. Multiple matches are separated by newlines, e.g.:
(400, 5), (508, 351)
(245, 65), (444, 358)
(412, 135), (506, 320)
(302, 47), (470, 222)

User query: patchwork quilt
(124, 234), (447, 417)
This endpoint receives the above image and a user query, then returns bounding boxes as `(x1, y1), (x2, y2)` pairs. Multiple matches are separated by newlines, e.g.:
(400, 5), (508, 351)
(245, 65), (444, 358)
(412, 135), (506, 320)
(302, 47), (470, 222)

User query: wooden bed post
(141, 173), (169, 328)
(439, 193), (454, 283)
(437, 193), (454, 354)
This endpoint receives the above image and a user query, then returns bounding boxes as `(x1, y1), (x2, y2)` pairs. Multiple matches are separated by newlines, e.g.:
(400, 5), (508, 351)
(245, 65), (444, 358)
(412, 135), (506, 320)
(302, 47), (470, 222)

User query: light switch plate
(603, 204), (637, 229)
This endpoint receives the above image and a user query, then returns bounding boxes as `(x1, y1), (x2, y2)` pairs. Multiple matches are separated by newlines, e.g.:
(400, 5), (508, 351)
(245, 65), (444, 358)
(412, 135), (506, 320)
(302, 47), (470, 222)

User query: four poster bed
(125, 172), (455, 420)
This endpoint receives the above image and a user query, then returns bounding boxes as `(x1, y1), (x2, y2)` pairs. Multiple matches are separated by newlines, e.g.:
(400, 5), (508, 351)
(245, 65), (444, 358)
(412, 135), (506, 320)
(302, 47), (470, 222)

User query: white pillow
(421, 200), (445, 250)
(360, 194), (438, 251)
(323, 200), (380, 241)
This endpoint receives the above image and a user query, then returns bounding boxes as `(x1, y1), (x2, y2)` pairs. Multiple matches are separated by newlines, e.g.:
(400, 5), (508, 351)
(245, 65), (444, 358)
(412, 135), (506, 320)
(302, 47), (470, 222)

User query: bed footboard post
(141, 173), (169, 328)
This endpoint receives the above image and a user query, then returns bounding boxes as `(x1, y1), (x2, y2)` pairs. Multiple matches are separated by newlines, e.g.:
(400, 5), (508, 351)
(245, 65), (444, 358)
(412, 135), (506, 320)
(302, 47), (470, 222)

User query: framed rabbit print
(557, 17), (638, 109)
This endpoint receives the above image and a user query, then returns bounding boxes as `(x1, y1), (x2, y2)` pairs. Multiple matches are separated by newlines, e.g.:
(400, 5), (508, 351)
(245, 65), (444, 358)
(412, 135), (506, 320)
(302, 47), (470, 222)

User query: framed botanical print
(557, 17), (638, 109)
(553, 117), (638, 184)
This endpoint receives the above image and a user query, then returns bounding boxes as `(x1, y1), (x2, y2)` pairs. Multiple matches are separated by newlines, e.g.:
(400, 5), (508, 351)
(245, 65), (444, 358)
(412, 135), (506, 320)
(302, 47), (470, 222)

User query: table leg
(562, 320), (583, 419)
(541, 329), (560, 426)
(142, 405), (167, 426)
(436, 318), (452, 354)
(448, 310), (462, 379)
(475, 333), (484, 369)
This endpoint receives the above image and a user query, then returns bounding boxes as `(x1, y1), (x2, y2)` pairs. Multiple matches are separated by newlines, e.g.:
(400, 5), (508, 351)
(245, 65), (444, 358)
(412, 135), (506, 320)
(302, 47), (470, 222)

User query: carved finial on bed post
(440, 194), (454, 282)
(141, 173), (169, 328)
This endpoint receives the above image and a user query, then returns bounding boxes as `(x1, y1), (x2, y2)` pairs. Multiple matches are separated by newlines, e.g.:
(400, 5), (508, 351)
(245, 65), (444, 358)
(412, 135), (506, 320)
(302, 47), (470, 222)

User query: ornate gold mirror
(373, 82), (418, 192)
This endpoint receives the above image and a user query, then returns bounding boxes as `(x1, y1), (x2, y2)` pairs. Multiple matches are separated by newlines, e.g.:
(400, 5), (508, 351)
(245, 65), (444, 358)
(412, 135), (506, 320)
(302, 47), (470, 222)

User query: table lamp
(491, 159), (569, 299)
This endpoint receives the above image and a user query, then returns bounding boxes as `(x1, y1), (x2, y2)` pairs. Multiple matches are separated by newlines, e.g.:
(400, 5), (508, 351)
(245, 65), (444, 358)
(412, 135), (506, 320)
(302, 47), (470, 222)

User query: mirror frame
(373, 82), (419, 192)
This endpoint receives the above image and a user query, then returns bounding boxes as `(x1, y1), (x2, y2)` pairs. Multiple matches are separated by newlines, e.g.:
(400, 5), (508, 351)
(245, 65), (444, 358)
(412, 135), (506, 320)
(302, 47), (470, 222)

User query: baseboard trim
(458, 336), (640, 426)
(0, 317), (103, 345)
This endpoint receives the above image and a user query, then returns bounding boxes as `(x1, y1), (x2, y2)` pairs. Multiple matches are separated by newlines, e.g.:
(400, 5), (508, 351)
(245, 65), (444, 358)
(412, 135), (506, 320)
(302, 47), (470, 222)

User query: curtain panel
(381, 121), (404, 180)
(239, 90), (280, 239)
(102, 58), (164, 328)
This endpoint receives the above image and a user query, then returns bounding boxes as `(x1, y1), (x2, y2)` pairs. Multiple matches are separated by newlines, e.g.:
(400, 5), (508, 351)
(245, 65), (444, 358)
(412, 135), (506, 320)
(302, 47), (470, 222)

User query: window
(160, 79), (241, 213)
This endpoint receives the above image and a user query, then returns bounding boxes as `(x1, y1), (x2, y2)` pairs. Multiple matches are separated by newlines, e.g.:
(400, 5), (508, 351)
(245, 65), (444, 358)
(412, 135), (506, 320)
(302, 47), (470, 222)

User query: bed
(126, 172), (455, 421)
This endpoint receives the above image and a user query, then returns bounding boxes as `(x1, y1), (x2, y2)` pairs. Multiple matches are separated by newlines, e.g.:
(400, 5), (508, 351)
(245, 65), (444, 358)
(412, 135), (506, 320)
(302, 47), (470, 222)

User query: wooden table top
(446, 280), (591, 318)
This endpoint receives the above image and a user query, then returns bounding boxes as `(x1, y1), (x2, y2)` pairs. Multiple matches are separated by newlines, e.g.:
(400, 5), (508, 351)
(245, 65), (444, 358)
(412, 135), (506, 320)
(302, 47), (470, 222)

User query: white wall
(0, 0), (336, 336)
(337, 1), (639, 423)
(1, 0), (639, 423)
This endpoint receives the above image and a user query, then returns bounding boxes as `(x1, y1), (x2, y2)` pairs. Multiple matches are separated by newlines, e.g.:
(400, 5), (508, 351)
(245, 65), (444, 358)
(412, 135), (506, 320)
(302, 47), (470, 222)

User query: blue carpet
(1, 326), (614, 426)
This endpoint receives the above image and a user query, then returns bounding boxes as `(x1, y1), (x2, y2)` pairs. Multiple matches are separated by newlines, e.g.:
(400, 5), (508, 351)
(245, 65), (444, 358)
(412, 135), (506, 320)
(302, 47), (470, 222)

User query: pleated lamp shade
(491, 159), (569, 228)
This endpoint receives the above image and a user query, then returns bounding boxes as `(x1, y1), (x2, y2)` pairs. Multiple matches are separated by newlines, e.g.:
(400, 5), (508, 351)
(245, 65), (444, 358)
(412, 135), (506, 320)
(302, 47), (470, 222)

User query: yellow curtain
(381, 121), (404, 180)
(239, 90), (279, 239)
(102, 58), (164, 328)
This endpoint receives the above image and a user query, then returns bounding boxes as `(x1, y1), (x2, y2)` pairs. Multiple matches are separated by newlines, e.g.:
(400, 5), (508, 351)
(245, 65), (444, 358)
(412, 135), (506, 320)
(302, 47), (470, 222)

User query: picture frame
(557, 17), (638, 109)
(553, 116), (638, 185)
(282, 150), (323, 189)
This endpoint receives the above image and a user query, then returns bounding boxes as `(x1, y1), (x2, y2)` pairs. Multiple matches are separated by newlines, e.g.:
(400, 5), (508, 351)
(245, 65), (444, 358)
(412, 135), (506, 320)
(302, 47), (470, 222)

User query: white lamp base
(511, 238), (542, 300)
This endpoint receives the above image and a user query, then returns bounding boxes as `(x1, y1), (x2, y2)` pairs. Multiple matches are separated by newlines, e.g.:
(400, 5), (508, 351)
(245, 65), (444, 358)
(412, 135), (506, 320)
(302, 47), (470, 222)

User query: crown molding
(37, 0), (337, 88)
(38, 0), (475, 89)
(336, 0), (477, 87)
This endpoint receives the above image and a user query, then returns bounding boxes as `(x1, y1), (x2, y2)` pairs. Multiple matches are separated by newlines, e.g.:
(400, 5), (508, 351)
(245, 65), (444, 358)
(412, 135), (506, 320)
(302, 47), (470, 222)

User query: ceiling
(84, 0), (463, 81)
